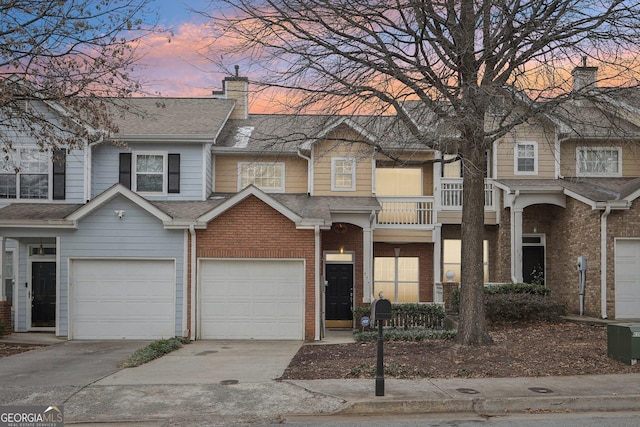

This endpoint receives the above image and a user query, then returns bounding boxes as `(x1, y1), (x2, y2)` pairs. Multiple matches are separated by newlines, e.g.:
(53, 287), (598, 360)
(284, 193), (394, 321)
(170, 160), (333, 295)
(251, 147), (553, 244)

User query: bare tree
(0, 0), (160, 150)
(203, 0), (640, 345)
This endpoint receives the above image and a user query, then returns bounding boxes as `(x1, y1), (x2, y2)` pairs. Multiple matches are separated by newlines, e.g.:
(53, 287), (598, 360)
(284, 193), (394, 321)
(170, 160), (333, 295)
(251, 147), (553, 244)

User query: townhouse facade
(0, 65), (639, 341)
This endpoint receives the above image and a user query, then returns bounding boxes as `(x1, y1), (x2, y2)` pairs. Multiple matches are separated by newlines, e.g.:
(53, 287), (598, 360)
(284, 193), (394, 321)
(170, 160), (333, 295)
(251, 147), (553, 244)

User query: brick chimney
(572, 57), (598, 92)
(213, 65), (249, 119)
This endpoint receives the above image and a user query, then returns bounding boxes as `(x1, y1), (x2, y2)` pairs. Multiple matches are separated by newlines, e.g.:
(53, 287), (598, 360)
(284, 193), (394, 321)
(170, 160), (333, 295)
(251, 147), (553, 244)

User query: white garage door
(615, 240), (640, 319)
(199, 259), (304, 340)
(71, 259), (175, 339)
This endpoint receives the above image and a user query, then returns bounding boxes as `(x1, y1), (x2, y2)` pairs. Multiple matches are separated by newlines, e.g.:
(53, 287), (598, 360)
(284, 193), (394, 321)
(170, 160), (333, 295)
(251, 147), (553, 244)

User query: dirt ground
(0, 342), (44, 358)
(281, 321), (640, 379)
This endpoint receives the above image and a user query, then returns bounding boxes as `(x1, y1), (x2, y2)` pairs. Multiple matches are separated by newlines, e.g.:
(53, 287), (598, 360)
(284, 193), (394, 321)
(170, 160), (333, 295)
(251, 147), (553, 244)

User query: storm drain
(456, 388), (480, 395)
(220, 380), (239, 385)
(528, 387), (554, 394)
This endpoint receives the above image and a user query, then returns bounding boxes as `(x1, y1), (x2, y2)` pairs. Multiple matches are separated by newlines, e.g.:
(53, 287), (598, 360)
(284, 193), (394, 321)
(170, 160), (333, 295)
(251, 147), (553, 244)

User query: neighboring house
(0, 65), (639, 341)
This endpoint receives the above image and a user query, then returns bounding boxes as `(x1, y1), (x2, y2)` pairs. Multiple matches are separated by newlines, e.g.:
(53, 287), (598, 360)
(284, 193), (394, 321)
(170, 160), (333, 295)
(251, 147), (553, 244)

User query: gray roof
(497, 177), (640, 203)
(0, 203), (82, 221)
(108, 98), (236, 138)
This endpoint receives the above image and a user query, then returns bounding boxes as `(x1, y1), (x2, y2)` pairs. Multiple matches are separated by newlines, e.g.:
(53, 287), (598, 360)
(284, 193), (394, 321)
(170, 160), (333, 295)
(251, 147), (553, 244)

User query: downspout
(510, 190), (520, 283)
(297, 150), (313, 195)
(314, 225), (321, 341)
(600, 205), (611, 319)
(189, 225), (197, 340)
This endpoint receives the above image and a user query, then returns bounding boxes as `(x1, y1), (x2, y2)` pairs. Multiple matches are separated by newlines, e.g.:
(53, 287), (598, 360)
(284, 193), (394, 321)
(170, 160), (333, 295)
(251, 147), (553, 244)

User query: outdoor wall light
(339, 246), (345, 254)
(114, 210), (125, 220)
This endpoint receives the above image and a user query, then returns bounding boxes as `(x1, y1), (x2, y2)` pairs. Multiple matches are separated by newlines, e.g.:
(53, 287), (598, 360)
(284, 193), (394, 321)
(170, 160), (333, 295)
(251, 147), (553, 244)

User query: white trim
(514, 141), (538, 175)
(132, 151), (168, 195)
(237, 161), (285, 193)
(331, 157), (356, 192)
(576, 146), (622, 177)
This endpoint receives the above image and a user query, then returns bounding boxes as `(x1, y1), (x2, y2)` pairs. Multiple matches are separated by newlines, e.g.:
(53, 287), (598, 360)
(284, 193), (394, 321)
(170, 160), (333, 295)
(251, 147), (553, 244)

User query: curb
(337, 394), (640, 416)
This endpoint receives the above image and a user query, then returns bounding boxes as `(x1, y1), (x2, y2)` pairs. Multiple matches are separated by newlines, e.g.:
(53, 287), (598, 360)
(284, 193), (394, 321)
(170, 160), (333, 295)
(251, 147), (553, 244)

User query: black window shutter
(168, 153), (180, 193)
(52, 149), (66, 200)
(119, 153), (132, 189)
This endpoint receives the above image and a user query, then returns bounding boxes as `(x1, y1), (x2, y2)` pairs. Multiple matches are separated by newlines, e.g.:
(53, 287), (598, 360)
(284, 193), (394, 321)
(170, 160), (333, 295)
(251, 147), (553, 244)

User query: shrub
(353, 303), (445, 330)
(118, 337), (190, 368)
(450, 283), (564, 323)
(485, 293), (566, 323)
(353, 328), (456, 342)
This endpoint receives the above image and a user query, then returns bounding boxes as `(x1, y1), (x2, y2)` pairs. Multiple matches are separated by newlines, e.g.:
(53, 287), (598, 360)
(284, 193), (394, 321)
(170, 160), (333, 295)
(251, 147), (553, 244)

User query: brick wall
(190, 195), (317, 340)
(0, 301), (11, 335)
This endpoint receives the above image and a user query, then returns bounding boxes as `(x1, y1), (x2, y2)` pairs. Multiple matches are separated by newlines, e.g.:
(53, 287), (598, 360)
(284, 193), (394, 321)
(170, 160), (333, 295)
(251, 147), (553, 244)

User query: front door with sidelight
(325, 263), (353, 326)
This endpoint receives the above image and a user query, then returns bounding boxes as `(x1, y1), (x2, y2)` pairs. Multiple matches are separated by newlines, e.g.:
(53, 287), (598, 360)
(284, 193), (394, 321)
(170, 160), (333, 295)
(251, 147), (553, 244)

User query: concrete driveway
(97, 340), (303, 386)
(0, 340), (149, 388)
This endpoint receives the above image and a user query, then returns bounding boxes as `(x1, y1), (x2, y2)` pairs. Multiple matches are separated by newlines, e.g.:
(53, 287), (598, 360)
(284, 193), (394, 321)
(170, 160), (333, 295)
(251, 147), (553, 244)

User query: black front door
(522, 246), (545, 285)
(325, 263), (353, 320)
(32, 262), (56, 327)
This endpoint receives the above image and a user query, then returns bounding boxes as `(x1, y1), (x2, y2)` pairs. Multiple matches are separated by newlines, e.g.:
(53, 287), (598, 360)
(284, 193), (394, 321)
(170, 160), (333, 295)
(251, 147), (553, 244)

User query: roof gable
(197, 185), (304, 224)
(66, 184), (173, 222)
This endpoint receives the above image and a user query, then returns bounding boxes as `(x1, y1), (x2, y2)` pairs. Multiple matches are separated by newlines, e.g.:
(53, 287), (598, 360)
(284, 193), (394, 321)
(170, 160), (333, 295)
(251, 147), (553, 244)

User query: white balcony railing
(441, 178), (495, 210)
(375, 197), (435, 227)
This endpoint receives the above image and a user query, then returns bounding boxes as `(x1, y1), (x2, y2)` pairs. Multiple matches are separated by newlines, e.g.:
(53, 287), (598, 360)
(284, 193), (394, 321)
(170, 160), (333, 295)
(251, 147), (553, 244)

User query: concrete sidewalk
(2, 333), (640, 424)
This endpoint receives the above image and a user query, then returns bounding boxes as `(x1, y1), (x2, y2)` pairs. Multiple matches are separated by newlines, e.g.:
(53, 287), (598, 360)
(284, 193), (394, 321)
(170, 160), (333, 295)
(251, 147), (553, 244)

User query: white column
(432, 225), (443, 302)
(363, 227), (373, 303)
(511, 206), (523, 283)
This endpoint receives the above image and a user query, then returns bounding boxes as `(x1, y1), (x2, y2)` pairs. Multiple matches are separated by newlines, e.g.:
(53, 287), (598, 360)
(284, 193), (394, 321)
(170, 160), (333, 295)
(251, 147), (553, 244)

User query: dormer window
(238, 162), (284, 192)
(515, 142), (538, 175)
(331, 157), (356, 191)
(576, 146), (621, 177)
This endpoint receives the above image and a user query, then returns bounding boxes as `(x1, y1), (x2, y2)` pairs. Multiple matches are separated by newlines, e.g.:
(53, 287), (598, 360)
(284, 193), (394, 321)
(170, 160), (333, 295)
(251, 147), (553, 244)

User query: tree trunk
(455, 142), (493, 346)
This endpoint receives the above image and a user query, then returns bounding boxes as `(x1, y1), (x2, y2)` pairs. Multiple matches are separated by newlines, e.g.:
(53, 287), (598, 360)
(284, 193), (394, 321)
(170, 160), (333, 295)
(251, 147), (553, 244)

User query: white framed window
(134, 152), (166, 193)
(374, 256), (419, 303)
(442, 239), (489, 283)
(238, 162), (285, 192)
(515, 142), (538, 175)
(0, 148), (50, 199)
(576, 146), (621, 177)
(331, 157), (356, 191)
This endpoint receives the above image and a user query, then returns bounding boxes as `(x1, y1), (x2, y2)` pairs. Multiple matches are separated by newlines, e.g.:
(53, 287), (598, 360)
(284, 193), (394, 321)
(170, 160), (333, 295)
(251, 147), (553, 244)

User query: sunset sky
(136, 1), (226, 97)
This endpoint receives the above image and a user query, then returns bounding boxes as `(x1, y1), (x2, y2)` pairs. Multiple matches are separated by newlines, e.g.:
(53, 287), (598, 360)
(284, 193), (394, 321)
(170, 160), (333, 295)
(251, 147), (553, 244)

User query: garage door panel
(72, 259), (175, 339)
(615, 240), (640, 319)
(200, 259), (304, 340)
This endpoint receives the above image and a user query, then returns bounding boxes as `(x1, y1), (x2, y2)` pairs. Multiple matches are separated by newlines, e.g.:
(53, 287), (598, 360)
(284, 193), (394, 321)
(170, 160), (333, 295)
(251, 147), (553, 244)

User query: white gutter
(297, 150), (313, 195)
(189, 225), (197, 340)
(314, 225), (321, 341)
(600, 205), (611, 319)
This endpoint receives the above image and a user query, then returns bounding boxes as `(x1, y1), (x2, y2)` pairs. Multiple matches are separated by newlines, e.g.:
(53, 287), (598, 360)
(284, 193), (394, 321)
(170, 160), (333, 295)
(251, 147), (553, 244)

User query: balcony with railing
(375, 197), (435, 228)
(374, 180), (496, 228)
(441, 178), (495, 210)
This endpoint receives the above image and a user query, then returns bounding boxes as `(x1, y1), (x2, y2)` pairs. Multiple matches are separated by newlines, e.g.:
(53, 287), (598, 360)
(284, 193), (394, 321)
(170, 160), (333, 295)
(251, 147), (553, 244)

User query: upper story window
(515, 142), (538, 175)
(442, 153), (462, 178)
(238, 162), (284, 192)
(577, 146), (621, 177)
(0, 147), (65, 200)
(134, 153), (166, 193)
(375, 168), (422, 196)
(119, 151), (180, 194)
(332, 157), (356, 191)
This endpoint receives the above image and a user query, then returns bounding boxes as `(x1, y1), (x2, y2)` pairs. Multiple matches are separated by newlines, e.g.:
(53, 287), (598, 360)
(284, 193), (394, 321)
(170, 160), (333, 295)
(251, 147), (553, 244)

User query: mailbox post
(371, 296), (392, 396)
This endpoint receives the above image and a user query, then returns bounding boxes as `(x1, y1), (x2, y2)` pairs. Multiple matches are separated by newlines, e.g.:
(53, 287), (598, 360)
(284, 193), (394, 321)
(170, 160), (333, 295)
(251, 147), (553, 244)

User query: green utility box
(607, 323), (640, 365)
